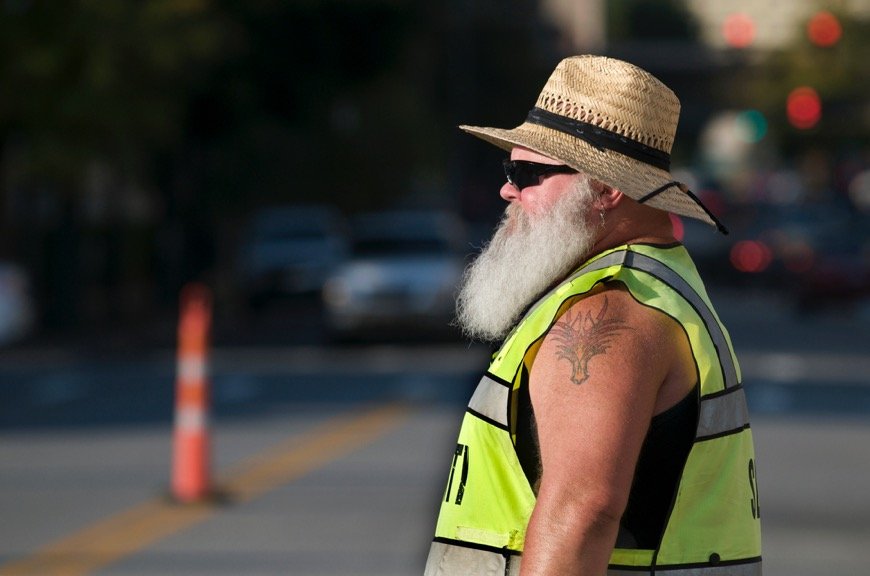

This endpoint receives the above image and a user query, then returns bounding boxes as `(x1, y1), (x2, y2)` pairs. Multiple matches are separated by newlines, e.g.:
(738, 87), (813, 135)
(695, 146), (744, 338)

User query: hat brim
(460, 122), (722, 231)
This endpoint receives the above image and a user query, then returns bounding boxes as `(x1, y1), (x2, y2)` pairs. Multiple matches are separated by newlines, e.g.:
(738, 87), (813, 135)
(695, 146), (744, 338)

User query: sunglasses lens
(503, 161), (536, 190)
(514, 164), (536, 189)
(503, 160), (575, 190)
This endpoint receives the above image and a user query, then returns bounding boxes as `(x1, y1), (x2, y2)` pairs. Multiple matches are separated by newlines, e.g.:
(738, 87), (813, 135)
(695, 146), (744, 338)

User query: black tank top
(515, 375), (698, 549)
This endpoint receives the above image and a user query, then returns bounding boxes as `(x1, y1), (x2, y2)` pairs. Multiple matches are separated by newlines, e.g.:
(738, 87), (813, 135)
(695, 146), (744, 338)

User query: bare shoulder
(536, 284), (680, 386)
(530, 282), (693, 427)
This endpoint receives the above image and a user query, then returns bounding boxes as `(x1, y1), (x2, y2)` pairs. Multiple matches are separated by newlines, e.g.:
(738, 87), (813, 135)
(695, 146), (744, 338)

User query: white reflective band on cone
(175, 406), (208, 431)
(177, 356), (207, 382)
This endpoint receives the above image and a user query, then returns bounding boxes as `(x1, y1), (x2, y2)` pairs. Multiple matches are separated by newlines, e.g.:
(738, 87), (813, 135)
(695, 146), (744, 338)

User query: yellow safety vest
(425, 244), (762, 576)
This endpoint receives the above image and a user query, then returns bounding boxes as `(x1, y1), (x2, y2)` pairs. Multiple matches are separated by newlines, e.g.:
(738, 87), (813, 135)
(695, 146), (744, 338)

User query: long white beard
(455, 179), (598, 342)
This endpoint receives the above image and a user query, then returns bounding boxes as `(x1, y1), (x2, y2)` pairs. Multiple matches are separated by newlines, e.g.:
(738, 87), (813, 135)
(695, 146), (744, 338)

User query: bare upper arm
(529, 283), (693, 515)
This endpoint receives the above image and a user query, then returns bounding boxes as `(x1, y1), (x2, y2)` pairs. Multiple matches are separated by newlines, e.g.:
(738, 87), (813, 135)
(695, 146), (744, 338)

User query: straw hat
(461, 55), (726, 233)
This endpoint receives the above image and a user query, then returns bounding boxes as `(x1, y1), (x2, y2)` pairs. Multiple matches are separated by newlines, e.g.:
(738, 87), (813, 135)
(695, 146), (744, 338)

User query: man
(424, 56), (762, 575)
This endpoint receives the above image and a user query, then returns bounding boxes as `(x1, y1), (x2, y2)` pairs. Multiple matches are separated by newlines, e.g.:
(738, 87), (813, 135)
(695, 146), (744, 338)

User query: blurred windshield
(251, 208), (341, 242)
(349, 211), (464, 257)
(353, 236), (452, 257)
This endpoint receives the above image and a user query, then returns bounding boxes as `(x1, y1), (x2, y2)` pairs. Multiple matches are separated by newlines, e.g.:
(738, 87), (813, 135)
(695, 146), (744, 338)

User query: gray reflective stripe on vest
(424, 541), (520, 576)
(426, 542), (761, 576)
(468, 374), (510, 428)
(564, 250), (738, 390)
(698, 385), (751, 439)
(642, 560), (763, 576)
(468, 372), (750, 441)
(624, 251), (738, 390)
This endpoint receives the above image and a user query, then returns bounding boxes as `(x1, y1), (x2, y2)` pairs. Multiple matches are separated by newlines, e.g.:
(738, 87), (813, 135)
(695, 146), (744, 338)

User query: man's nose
(500, 182), (520, 202)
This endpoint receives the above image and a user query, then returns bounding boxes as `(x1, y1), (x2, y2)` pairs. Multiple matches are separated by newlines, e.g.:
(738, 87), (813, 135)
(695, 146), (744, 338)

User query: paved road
(1, 289), (869, 575)
(2, 399), (869, 576)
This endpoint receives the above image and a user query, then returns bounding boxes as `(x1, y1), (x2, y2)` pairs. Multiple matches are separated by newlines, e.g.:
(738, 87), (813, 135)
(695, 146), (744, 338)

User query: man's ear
(594, 181), (623, 211)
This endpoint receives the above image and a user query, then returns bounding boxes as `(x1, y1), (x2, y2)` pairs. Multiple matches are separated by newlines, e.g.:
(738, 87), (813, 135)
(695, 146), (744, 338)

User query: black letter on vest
(445, 443), (469, 505)
(748, 458), (761, 519)
(456, 444), (469, 505)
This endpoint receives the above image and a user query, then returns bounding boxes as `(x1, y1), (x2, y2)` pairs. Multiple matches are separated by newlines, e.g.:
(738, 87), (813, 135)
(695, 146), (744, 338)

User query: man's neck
(588, 211), (676, 259)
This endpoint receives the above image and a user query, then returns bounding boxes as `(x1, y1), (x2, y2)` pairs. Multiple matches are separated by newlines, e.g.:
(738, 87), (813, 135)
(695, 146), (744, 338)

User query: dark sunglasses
(502, 159), (577, 191)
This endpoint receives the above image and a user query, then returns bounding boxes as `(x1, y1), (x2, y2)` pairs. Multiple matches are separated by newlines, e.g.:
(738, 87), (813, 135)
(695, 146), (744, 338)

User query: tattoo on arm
(550, 296), (629, 385)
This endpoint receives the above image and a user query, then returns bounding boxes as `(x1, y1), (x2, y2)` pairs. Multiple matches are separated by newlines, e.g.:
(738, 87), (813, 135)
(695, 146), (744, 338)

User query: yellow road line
(0, 402), (412, 576)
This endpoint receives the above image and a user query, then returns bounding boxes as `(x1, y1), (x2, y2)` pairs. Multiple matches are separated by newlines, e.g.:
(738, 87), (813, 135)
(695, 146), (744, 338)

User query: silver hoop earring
(599, 210), (606, 227)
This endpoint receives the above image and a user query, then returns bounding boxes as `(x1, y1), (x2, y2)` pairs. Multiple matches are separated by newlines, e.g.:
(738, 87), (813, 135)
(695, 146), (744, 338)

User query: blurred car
(717, 202), (855, 291)
(792, 215), (870, 313)
(677, 216), (733, 283)
(322, 210), (467, 340)
(0, 261), (36, 346)
(238, 205), (349, 306)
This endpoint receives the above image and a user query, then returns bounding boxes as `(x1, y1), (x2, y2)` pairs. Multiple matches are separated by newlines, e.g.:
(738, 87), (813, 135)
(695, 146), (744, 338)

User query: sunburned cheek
(524, 189), (564, 216)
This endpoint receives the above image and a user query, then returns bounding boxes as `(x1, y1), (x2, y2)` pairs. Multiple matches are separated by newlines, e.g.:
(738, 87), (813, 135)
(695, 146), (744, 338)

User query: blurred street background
(1, 1), (869, 575)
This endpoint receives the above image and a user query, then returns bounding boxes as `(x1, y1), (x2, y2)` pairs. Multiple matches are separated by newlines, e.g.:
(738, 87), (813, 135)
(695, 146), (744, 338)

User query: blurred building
(542, 0), (870, 53)
(541, 0), (607, 51)
(686, 0), (870, 51)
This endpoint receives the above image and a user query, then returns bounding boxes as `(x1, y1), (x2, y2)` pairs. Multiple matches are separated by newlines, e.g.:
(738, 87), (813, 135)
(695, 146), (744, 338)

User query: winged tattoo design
(550, 296), (629, 386)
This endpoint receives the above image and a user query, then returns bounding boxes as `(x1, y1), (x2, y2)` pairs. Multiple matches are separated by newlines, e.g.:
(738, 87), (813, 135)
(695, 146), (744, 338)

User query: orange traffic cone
(171, 283), (213, 503)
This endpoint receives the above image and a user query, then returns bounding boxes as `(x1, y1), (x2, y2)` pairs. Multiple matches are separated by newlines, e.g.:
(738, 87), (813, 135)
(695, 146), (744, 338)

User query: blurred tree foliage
(190, 1), (425, 213)
(0, 0), (554, 328)
(607, 0), (699, 41)
(0, 0), (231, 207)
(0, 0), (236, 325)
(0, 0), (554, 216)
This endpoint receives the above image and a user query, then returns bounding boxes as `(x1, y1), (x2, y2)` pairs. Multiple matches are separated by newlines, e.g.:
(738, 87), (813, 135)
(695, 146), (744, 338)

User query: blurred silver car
(322, 210), (467, 340)
(238, 205), (349, 306)
(0, 261), (36, 346)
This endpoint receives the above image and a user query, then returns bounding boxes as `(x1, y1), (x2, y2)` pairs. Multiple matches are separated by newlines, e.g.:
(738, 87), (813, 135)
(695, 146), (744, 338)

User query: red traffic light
(722, 13), (755, 48)
(730, 241), (773, 273)
(786, 87), (822, 129)
(807, 11), (842, 47)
